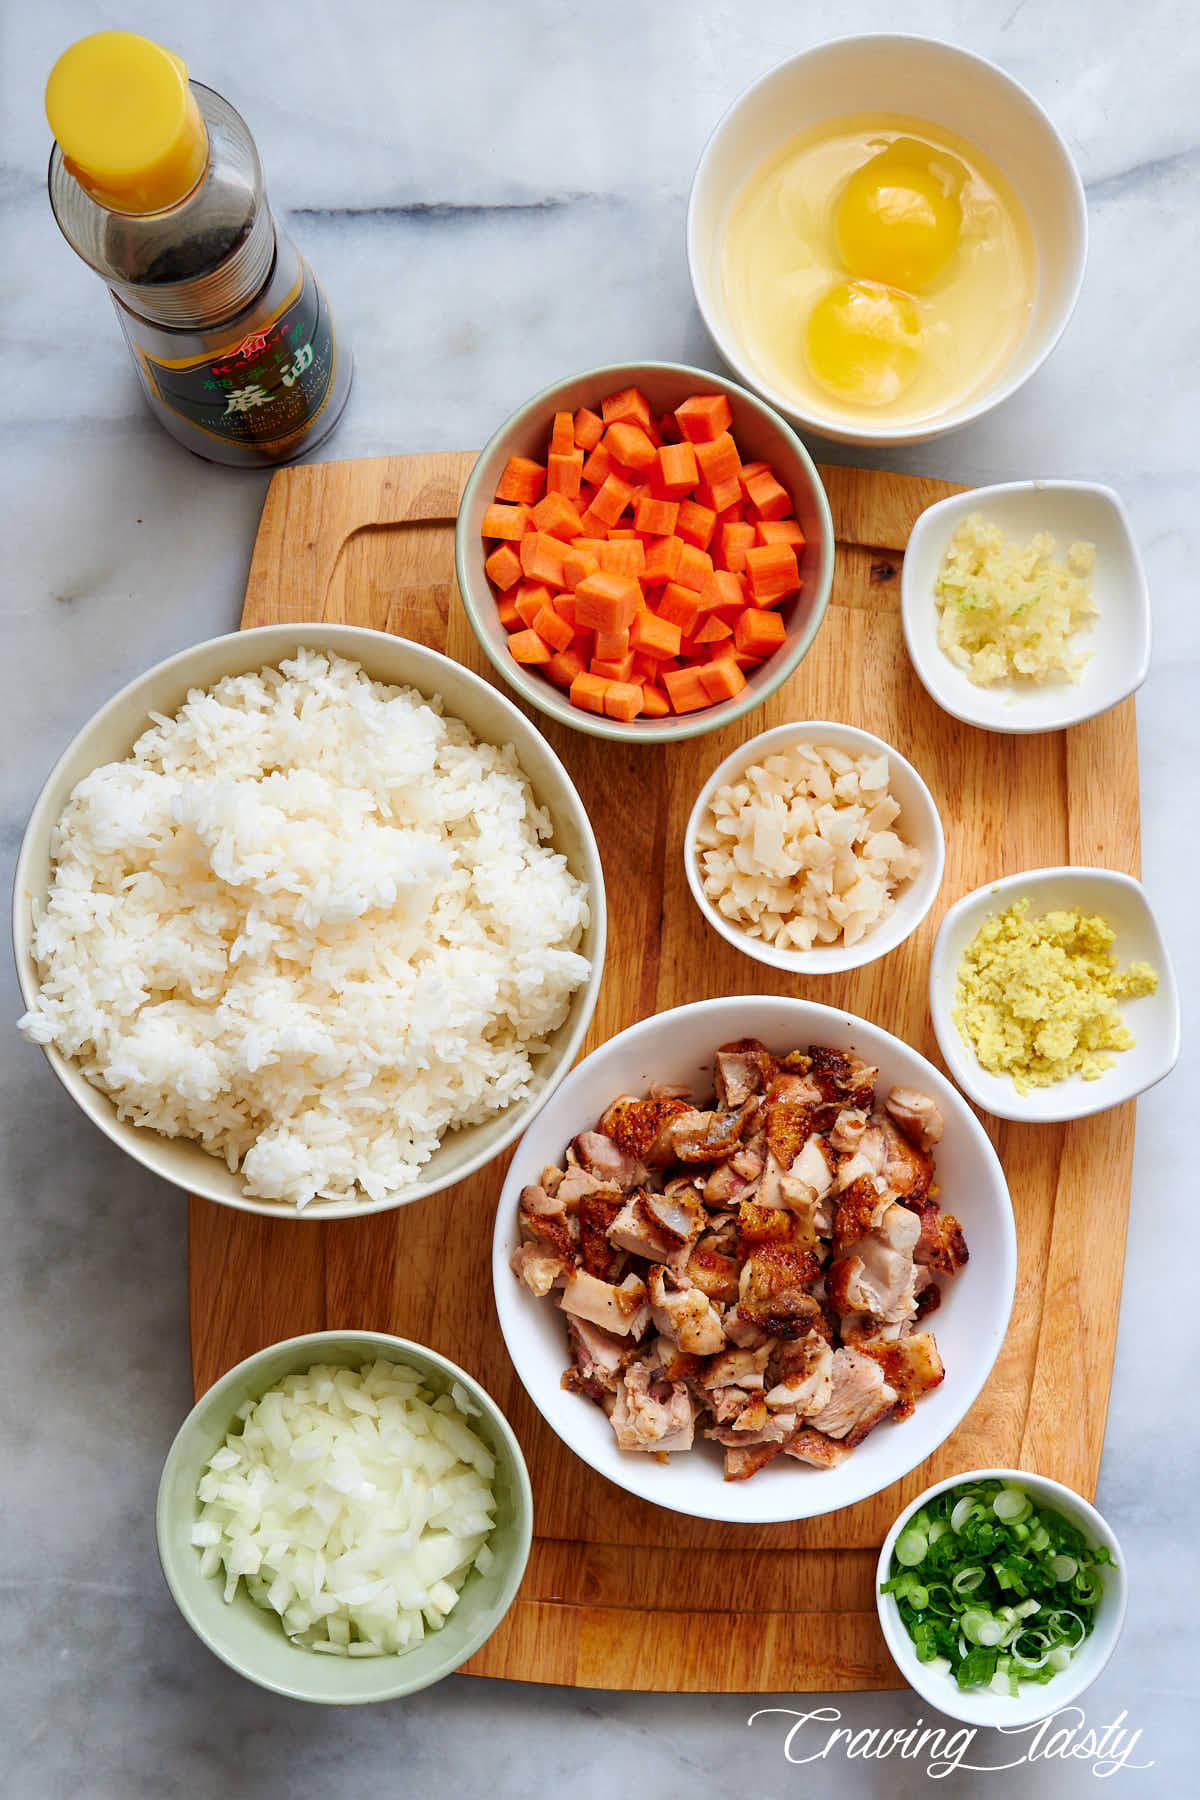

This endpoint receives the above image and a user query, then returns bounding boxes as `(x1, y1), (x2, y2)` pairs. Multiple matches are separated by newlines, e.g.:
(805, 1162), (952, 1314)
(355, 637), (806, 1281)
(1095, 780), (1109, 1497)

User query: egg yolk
(835, 139), (964, 292)
(804, 279), (923, 406)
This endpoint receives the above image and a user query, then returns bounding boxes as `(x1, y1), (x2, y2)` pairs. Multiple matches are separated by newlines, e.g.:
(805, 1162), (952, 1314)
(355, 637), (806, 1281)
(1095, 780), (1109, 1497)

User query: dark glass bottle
(46, 31), (352, 467)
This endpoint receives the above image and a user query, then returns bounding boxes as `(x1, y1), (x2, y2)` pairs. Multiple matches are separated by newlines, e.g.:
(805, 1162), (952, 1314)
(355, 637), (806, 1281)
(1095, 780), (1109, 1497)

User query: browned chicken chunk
(515, 1040), (966, 1481)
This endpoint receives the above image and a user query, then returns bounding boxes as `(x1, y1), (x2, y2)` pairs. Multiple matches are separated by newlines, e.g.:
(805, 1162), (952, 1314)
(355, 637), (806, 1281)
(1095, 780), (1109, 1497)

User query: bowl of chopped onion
(876, 1467), (1128, 1726)
(157, 1331), (533, 1702)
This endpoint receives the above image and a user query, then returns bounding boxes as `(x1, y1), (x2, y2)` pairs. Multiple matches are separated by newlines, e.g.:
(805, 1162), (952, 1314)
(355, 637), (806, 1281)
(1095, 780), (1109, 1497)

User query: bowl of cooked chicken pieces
(492, 995), (1015, 1523)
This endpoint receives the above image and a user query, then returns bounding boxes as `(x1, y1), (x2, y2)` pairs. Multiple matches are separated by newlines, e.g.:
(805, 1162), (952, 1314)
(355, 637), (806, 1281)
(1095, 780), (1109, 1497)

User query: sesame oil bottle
(45, 31), (352, 466)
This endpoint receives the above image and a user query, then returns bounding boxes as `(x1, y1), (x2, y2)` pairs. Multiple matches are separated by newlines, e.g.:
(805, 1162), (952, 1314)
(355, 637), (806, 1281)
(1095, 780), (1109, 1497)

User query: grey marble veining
(2, 2), (1196, 1795)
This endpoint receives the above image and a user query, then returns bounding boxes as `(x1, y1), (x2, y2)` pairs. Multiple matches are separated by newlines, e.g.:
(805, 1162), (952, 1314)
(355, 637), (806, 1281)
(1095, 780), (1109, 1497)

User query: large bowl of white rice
(13, 625), (605, 1217)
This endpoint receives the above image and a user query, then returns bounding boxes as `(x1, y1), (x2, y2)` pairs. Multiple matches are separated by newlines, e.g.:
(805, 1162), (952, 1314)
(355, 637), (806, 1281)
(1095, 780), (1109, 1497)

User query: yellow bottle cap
(45, 31), (208, 214)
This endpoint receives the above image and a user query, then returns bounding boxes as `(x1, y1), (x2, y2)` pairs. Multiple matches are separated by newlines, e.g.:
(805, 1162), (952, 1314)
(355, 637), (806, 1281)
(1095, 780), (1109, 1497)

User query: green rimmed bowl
(455, 361), (835, 743)
(156, 1330), (533, 1703)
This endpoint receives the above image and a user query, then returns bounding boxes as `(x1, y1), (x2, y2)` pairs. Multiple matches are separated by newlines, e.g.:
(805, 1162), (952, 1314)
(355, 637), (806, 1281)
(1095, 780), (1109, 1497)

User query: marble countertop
(2, 2), (1195, 1794)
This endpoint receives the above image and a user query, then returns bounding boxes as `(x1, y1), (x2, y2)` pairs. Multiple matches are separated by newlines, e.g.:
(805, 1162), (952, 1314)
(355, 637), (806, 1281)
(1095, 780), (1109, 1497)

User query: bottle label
(134, 264), (338, 450)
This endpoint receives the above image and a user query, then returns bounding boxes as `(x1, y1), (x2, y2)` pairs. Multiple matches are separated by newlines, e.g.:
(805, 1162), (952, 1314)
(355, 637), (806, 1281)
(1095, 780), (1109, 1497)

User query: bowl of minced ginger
(929, 867), (1178, 1123)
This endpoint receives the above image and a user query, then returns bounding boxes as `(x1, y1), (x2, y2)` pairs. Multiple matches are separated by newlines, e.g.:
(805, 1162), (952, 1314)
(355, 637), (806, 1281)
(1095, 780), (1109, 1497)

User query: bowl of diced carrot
(455, 363), (835, 741)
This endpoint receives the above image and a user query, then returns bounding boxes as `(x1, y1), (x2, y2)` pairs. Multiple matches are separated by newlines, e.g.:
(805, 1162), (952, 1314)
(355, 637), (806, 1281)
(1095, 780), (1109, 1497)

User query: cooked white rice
(694, 742), (922, 951)
(19, 650), (591, 1207)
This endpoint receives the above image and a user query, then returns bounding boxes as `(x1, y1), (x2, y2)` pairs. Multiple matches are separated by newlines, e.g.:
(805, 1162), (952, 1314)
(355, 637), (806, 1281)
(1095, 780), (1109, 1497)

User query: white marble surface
(2, 2), (1195, 1794)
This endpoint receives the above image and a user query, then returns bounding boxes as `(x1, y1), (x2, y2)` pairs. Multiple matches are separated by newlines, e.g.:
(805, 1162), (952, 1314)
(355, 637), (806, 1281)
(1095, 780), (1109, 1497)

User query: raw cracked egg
(721, 114), (1036, 431)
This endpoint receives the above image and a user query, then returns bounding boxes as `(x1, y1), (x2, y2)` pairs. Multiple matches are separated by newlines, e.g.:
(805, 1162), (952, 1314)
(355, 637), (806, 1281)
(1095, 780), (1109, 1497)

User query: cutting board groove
(189, 451), (1138, 1692)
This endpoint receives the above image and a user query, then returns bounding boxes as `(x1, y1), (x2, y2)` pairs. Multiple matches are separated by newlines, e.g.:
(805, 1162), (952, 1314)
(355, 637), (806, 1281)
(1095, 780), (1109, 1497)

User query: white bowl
(877, 1466), (1128, 1727)
(901, 482), (1151, 733)
(492, 995), (1015, 1525)
(687, 35), (1087, 446)
(683, 720), (945, 974)
(13, 623), (606, 1219)
(930, 866), (1180, 1124)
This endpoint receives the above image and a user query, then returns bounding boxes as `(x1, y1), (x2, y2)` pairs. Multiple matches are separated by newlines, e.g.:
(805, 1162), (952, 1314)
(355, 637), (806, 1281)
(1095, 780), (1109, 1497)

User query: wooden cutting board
(188, 451), (1139, 1692)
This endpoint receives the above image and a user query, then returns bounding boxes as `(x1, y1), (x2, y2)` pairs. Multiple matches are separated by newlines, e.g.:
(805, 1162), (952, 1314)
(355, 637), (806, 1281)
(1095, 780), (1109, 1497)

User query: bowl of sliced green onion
(876, 1468), (1127, 1726)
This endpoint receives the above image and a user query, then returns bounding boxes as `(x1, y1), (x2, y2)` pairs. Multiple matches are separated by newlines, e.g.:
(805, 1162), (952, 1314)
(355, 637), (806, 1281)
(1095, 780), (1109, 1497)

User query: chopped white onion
(193, 1360), (499, 1656)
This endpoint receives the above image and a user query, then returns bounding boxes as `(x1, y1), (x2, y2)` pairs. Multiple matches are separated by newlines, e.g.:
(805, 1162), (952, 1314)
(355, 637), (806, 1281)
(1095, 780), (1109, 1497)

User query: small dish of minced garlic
(901, 481), (1151, 736)
(683, 721), (945, 975)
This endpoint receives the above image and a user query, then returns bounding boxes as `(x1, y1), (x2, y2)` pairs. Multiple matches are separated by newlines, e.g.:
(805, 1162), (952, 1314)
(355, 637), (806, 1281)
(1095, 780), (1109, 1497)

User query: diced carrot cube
(694, 432), (741, 487)
(544, 647), (586, 689)
(603, 680), (644, 722)
(630, 610), (682, 660)
(675, 498), (717, 550)
(531, 490), (584, 540)
(598, 538), (646, 580)
(481, 502), (532, 541)
(656, 582), (702, 635)
(601, 386), (652, 431)
(657, 410), (683, 444)
(484, 542), (522, 591)
(656, 441), (698, 499)
(631, 652), (663, 683)
(675, 392), (733, 443)
(743, 468), (794, 520)
(633, 496), (680, 537)
(607, 526), (641, 539)
(695, 476), (742, 514)
(581, 444), (614, 487)
(547, 448), (585, 499)
(519, 531), (568, 586)
(591, 652), (636, 683)
(561, 546), (601, 590)
(604, 423), (658, 473)
(550, 411), (575, 456)
(577, 507), (612, 538)
(695, 613), (732, 644)
(717, 521), (757, 572)
(737, 460), (771, 489)
(569, 670), (611, 715)
(574, 571), (643, 633)
(508, 628), (551, 666)
(755, 518), (806, 548)
(716, 501), (745, 524)
(643, 534), (684, 585)
(640, 683), (671, 718)
(675, 542), (714, 593)
(745, 542), (801, 605)
(698, 569), (747, 621)
(573, 407), (604, 451)
(515, 582), (555, 628)
(496, 457), (546, 505)
(594, 628), (630, 659)
(734, 607), (787, 656)
(643, 417), (662, 448)
(662, 665), (712, 714)
(571, 535), (608, 556)
(554, 592), (579, 629)
(590, 473), (636, 527)
(697, 657), (746, 702)
(534, 605), (574, 653)
(496, 594), (521, 631)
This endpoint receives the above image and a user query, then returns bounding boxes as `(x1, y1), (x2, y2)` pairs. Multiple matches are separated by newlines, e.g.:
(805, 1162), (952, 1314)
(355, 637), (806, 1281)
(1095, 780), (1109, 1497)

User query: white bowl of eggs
(687, 35), (1087, 446)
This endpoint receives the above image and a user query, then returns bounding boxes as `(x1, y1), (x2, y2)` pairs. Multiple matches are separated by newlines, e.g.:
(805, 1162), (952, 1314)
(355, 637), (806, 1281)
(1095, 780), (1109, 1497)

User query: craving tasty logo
(746, 1705), (1154, 1780)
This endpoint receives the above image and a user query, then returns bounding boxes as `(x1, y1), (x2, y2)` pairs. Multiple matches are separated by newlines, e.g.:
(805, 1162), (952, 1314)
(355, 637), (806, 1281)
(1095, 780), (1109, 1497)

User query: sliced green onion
(952, 1566), (985, 1594)
(993, 1488), (1032, 1522)
(927, 1655), (952, 1677)
(895, 1529), (928, 1567)
(951, 1496), (977, 1533)
(1050, 1554), (1078, 1581)
(1048, 1646), (1073, 1672)
(907, 1584), (929, 1611)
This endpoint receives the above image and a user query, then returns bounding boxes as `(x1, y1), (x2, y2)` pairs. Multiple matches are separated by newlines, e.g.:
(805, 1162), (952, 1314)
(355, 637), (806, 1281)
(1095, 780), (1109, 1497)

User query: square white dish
(901, 482), (1150, 733)
(929, 866), (1180, 1123)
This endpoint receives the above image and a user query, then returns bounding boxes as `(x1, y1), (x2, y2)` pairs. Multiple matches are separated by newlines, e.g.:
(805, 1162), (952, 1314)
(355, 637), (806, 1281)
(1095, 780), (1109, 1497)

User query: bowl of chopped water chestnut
(877, 1468), (1127, 1727)
(156, 1331), (532, 1701)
